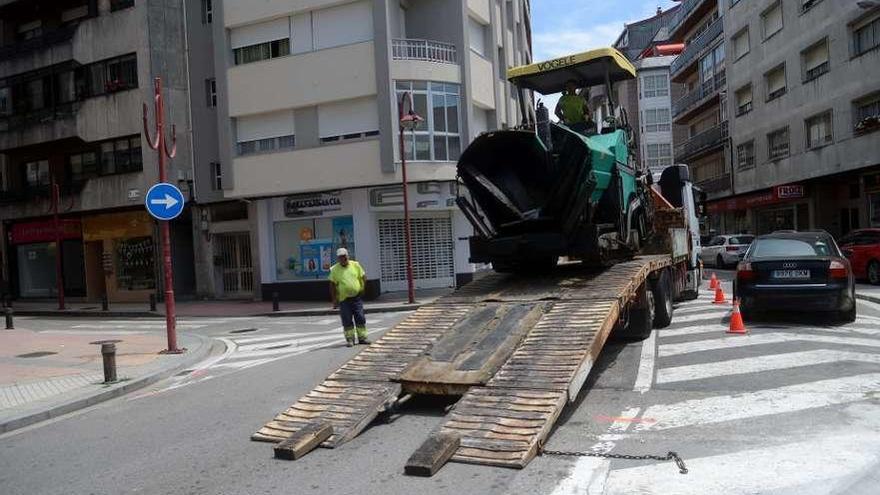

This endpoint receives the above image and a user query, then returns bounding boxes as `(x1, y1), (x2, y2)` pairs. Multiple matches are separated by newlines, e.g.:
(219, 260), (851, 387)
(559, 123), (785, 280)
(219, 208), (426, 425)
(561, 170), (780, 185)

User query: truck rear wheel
(652, 269), (674, 328)
(616, 281), (653, 341)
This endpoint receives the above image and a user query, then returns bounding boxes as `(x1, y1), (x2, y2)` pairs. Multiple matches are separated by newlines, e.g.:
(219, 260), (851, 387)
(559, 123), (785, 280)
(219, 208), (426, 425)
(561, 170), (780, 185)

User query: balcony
(673, 70), (725, 120)
(392, 39), (457, 64)
(696, 172), (731, 194)
(0, 24), (79, 61)
(667, 0), (713, 40)
(0, 102), (78, 133)
(675, 120), (728, 162)
(670, 17), (723, 78)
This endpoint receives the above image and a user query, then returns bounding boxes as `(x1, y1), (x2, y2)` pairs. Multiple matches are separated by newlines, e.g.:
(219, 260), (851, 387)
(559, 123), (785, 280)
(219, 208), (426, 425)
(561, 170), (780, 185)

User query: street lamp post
(398, 92), (424, 305)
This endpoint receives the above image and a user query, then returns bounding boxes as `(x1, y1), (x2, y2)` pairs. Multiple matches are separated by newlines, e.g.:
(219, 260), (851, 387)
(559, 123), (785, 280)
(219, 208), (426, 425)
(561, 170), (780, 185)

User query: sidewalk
(4, 288), (453, 318)
(0, 326), (212, 434)
(855, 283), (880, 304)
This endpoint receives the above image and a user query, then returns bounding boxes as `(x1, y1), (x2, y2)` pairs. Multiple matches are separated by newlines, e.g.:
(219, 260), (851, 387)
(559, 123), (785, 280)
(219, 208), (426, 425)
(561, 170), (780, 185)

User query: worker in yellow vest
(328, 248), (371, 347)
(555, 79), (593, 134)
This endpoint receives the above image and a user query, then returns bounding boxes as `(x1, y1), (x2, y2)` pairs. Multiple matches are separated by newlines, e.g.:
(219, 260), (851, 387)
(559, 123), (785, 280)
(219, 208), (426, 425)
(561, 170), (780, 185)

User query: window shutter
(318, 97), (379, 138)
(230, 17), (290, 49)
(767, 68), (785, 94)
(292, 14), (313, 54)
(734, 31), (749, 58)
(804, 42), (828, 71)
(763, 4), (782, 37)
(236, 110), (295, 142)
(313, 1), (373, 50)
(736, 86), (752, 107)
(469, 17), (487, 56)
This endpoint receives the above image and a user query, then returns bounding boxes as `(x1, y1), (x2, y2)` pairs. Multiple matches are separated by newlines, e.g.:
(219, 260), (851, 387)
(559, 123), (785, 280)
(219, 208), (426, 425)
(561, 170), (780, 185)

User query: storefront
(864, 172), (880, 228)
(257, 182), (473, 300)
(9, 219), (85, 298)
(707, 184), (811, 235)
(82, 211), (156, 303)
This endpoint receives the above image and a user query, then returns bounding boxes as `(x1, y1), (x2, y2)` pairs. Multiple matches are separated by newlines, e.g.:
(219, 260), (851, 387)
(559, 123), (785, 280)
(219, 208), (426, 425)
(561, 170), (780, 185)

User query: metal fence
(675, 120), (728, 162)
(670, 17), (723, 77)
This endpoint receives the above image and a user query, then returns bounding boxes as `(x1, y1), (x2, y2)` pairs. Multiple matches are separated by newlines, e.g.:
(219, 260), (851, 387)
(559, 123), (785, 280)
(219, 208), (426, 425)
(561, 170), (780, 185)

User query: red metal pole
(399, 95), (416, 305)
(52, 181), (65, 310)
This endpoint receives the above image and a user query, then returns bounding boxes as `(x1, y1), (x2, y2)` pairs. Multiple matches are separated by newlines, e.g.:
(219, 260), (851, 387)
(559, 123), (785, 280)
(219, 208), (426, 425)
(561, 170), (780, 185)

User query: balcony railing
(675, 120), (728, 162)
(673, 70), (726, 119)
(0, 103), (78, 133)
(392, 39), (457, 64)
(667, 0), (711, 39)
(0, 24), (78, 61)
(670, 17), (723, 77)
(696, 173), (731, 194)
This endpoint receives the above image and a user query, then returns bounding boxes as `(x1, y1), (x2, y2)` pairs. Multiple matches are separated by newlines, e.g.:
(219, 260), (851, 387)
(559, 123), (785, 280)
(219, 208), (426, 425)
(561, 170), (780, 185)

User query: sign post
(143, 77), (184, 354)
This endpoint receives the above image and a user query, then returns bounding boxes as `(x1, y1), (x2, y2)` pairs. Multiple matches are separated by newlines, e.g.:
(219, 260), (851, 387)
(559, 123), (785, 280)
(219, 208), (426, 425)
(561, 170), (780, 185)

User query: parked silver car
(700, 234), (755, 268)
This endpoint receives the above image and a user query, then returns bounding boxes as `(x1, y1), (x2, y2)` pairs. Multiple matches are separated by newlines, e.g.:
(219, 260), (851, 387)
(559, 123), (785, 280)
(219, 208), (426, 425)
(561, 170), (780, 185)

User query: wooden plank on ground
(273, 422), (333, 460)
(404, 431), (461, 477)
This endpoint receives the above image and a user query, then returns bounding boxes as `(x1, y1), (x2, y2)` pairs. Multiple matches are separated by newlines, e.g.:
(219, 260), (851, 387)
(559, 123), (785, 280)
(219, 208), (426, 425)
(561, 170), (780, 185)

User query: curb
(262, 303), (425, 318)
(0, 333), (217, 435)
(10, 310), (161, 318)
(855, 292), (880, 305)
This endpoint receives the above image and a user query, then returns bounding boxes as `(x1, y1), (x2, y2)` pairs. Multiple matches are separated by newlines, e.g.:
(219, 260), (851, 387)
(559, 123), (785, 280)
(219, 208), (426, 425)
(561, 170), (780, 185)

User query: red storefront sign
(708, 185), (805, 214)
(10, 219), (82, 245)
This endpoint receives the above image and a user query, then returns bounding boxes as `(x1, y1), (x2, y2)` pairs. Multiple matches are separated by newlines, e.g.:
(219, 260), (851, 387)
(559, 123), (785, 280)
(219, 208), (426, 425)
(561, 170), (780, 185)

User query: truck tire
(679, 266), (700, 301)
(616, 282), (653, 341)
(652, 269), (674, 328)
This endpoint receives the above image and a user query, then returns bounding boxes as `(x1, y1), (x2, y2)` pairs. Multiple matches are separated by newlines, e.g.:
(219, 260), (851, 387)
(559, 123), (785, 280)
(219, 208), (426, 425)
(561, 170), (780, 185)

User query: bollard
(149, 293), (157, 312)
(101, 294), (109, 311)
(101, 343), (117, 383)
(4, 307), (12, 330)
(272, 292), (280, 312)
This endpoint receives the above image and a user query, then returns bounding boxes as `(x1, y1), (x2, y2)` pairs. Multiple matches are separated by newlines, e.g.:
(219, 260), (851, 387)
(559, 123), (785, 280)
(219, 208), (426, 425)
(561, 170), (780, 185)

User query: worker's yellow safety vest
(559, 94), (587, 124)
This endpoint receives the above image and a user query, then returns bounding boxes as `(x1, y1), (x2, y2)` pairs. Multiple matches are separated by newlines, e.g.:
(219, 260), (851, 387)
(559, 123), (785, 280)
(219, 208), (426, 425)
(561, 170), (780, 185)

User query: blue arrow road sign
(145, 182), (185, 221)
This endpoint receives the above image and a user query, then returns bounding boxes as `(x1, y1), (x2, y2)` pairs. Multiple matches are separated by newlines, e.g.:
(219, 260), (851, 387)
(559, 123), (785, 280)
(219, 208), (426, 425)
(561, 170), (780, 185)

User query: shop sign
(284, 192), (342, 218)
(10, 219), (82, 245)
(708, 184), (805, 214)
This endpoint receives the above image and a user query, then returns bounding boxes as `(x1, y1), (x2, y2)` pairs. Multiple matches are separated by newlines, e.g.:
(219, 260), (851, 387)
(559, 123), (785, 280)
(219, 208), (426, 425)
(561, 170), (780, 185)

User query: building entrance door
(215, 233), (254, 297)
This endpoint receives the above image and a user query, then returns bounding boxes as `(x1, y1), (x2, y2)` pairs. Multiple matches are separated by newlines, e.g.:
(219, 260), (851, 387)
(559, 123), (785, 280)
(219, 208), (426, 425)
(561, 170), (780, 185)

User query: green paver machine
(456, 48), (655, 271)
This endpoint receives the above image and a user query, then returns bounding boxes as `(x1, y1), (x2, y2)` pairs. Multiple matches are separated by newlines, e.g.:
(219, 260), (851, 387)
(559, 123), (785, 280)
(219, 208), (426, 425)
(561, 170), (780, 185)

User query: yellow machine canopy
(507, 47), (636, 95)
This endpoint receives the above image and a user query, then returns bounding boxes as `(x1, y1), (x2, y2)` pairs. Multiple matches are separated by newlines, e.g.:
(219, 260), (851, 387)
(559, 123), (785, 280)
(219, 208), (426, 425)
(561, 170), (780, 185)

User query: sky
(529, 0), (679, 114)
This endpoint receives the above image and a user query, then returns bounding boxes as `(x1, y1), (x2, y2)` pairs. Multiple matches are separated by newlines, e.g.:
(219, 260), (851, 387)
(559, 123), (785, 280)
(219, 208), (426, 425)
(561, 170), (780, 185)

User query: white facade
(636, 56), (676, 178)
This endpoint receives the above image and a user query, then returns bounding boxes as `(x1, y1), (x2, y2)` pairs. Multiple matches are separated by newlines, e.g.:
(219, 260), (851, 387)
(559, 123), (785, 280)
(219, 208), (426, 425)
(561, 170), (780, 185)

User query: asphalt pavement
(1, 281), (879, 495)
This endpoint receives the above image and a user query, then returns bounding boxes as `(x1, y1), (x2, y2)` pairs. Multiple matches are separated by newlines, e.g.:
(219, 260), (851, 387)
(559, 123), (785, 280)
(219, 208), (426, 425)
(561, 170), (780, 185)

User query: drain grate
(264, 343), (292, 350)
(230, 328), (258, 334)
(17, 351), (58, 358)
(89, 339), (123, 345)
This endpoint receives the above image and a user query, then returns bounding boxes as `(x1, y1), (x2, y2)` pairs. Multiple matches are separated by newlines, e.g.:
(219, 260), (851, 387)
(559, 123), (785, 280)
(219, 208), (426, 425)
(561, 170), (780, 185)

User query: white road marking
(633, 331), (656, 393)
(659, 332), (880, 357)
(657, 349), (880, 384)
(69, 323), (208, 330)
(668, 310), (728, 324)
(231, 328), (339, 345)
(602, 432), (880, 495)
(635, 373), (880, 431)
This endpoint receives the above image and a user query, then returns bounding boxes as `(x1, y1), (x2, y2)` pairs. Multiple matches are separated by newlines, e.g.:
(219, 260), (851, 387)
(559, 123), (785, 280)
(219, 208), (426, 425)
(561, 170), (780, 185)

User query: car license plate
(772, 269), (810, 279)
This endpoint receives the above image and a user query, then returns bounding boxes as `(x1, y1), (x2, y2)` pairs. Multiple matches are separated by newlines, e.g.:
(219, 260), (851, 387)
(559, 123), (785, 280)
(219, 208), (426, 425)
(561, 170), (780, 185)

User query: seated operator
(555, 80), (594, 135)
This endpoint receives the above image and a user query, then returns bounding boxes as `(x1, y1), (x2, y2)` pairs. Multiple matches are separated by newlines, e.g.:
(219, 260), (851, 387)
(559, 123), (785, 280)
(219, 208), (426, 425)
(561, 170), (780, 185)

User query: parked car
(700, 234), (755, 268)
(838, 228), (880, 285)
(734, 231), (856, 322)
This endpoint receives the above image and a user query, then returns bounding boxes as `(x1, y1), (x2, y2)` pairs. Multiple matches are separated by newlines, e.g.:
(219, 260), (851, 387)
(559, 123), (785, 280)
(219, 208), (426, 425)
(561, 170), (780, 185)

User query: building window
(233, 39), (290, 65)
(0, 87), (9, 116)
(802, 38), (829, 82)
(318, 97), (379, 144)
(25, 160), (50, 187)
(735, 85), (753, 116)
(805, 110), (833, 149)
(202, 0), (213, 24)
(468, 17), (487, 57)
(273, 213), (355, 281)
(100, 136), (143, 175)
(642, 108), (671, 133)
(767, 127), (790, 161)
(236, 109), (297, 155)
(854, 92), (880, 134)
(395, 81), (461, 161)
(645, 143), (672, 170)
(211, 162), (222, 190)
(762, 1), (783, 40)
(237, 135), (295, 155)
(801, 0), (822, 13)
(110, 0), (135, 12)
(68, 152), (99, 184)
(853, 14), (880, 57)
(69, 53), (138, 99)
(206, 78), (217, 107)
(736, 141), (755, 170)
(765, 64), (786, 101)
(16, 20), (42, 41)
(732, 28), (750, 61)
(641, 74), (669, 98)
(116, 237), (155, 290)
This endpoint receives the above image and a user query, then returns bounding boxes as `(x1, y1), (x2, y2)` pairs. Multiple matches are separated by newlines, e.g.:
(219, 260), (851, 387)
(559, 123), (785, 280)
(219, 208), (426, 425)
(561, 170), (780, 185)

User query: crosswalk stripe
(635, 372), (880, 431)
(235, 327), (388, 351)
(232, 328), (341, 345)
(668, 311), (728, 324)
(602, 432), (880, 494)
(658, 332), (880, 357)
(70, 324), (207, 329)
(656, 349), (880, 384)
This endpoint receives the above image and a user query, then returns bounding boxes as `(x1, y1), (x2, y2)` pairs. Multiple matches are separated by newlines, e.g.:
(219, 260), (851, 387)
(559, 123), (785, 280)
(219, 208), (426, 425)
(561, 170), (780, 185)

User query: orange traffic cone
(712, 285), (727, 304)
(728, 299), (748, 334)
(709, 273), (718, 289)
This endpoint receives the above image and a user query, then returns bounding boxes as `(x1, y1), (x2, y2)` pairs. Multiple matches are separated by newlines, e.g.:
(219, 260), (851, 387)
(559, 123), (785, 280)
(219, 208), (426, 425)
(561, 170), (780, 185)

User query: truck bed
(252, 255), (673, 471)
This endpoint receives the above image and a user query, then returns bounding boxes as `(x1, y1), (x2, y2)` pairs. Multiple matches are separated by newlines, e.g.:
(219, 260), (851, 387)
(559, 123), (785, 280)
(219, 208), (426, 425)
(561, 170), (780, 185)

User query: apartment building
(636, 51), (684, 178)
(0, 0), (218, 303)
(720, 0), (880, 236)
(668, 0), (729, 223)
(212, 0), (532, 300)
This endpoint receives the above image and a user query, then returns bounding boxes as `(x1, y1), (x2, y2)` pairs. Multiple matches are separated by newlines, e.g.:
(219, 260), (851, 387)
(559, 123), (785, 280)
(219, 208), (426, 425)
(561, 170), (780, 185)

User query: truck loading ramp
(252, 255), (673, 472)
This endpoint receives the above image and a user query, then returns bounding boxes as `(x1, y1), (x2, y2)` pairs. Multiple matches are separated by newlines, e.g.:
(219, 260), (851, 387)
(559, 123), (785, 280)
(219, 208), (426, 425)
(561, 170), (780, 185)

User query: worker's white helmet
(336, 248), (349, 257)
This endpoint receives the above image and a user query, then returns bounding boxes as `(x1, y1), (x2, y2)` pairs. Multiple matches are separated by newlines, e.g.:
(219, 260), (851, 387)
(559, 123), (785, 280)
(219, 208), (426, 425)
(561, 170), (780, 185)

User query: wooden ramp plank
(252, 381), (401, 447)
(273, 422), (333, 460)
(405, 432), (461, 477)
